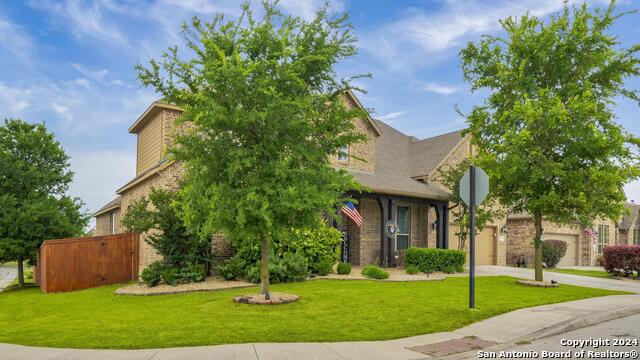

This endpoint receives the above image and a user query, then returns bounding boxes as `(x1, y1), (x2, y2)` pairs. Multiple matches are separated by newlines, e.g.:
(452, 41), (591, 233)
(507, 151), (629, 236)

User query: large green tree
(461, 1), (640, 281)
(0, 119), (89, 286)
(137, 2), (365, 299)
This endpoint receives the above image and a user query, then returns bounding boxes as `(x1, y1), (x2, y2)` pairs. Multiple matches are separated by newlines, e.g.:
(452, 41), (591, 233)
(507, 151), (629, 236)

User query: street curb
(438, 301), (640, 360)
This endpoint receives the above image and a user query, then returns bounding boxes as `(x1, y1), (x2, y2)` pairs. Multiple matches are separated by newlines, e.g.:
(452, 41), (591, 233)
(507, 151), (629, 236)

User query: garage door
(546, 233), (578, 267)
(448, 225), (496, 265)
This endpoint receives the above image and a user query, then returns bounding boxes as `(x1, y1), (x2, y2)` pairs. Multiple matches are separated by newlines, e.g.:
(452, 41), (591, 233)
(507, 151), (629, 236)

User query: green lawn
(546, 268), (612, 278)
(0, 276), (626, 349)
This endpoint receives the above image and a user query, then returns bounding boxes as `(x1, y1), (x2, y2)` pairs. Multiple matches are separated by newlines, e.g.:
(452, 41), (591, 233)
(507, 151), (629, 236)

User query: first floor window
(337, 145), (349, 162)
(396, 206), (409, 250)
(597, 224), (609, 254)
(634, 229), (640, 245)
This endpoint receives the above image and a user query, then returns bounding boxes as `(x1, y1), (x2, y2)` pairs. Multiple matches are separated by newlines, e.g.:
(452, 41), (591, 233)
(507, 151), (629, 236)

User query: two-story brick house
(95, 92), (510, 274)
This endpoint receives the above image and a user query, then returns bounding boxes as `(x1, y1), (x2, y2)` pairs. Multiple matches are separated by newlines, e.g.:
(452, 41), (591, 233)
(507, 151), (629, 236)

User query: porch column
(388, 198), (398, 267)
(434, 202), (450, 249)
(377, 197), (389, 267)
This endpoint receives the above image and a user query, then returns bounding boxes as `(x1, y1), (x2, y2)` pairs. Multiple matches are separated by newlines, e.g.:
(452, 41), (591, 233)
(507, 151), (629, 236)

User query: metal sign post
(459, 165), (489, 310)
(469, 166), (476, 309)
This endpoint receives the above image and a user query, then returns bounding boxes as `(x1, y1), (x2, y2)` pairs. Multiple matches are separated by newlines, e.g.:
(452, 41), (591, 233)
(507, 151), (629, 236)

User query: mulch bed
(517, 279), (559, 288)
(233, 292), (299, 305)
(116, 276), (255, 296)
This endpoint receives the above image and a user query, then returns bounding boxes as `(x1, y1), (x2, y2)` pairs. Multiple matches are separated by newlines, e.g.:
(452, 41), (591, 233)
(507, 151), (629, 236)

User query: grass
(0, 276), (626, 349)
(546, 268), (613, 278)
(0, 261), (17, 267)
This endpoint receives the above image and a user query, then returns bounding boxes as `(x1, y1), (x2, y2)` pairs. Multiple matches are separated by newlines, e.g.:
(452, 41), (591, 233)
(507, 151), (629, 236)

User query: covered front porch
(331, 193), (450, 267)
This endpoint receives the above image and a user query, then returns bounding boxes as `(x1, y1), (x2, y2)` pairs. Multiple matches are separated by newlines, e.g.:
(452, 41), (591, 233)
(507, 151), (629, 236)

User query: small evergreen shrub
(405, 248), (466, 273)
(336, 262), (351, 275)
(443, 265), (457, 274)
(217, 257), (246, 281)
(603, 245), (640, 277)
(542, 240), (568, 268)
(180, 263), (206, 283)
(314, 259), (333, 276)
(141, 261), (164, 287)
(362, 265), (389, 279)
(245, 252), (309, 283)
(161, 266), (180, 286)
(405, 265), (420, 275)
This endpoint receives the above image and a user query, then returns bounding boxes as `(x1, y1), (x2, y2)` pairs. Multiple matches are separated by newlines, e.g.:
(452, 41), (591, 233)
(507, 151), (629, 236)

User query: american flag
(341, 201), (362, 227)
(583, 228), (597, 246)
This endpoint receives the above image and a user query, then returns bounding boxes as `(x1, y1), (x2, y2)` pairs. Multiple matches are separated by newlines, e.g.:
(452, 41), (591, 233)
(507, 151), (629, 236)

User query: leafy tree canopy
(460, 1), (640, 280)
(137, 1), (366, 297)
(0, 119), (89, 286)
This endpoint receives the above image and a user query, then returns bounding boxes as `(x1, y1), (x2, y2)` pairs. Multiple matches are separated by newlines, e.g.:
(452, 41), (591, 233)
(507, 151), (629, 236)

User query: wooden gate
(35, 233), (139, 293)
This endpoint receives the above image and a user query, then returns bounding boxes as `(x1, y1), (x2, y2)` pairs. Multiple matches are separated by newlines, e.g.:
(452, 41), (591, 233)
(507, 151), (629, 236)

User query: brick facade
(506, 216), (617, 267)
(95, 209), (121, 235)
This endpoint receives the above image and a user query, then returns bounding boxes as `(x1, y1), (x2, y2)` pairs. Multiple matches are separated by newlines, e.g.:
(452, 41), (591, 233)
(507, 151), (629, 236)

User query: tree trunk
(260, 236), (270, 300)
(17, 255), (25, 287)
(533, 211), (544, 282)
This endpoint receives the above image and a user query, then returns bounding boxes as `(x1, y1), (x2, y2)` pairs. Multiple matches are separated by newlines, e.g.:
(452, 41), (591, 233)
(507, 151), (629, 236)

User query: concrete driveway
(0, 267), (18, 291)
(476, 265), (640, 293)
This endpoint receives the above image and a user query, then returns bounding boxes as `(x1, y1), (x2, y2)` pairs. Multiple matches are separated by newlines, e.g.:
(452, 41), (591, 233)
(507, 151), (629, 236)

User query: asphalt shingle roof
(93, 196), (121, 216)
(618, 202), (640, 230)
(346, 120), (460, 201)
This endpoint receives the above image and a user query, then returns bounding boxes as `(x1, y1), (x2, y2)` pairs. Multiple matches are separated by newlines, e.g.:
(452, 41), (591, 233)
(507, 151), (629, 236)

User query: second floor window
(337, 145), (349, 162)
(597, 224), (609, 254)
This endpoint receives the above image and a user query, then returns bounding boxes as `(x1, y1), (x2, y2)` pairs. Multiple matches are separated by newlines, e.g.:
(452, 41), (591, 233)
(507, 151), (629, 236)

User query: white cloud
(359, 0), (611, 71)
(0, 18), (35, 62)
(0, 83), (33, 114)
(378, 110), (410, 121)
(28, 0), (131, 50)
(279, 0), (346, 21)
(422, 82), (459, 95)
(624, 180), (640, 204)
(67, 149), (136, 214)
(71, 63), (109, 83)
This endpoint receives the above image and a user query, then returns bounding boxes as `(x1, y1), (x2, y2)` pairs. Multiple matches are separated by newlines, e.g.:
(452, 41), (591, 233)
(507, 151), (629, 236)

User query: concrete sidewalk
(0, 267), (17, 291)
(1, 294), (639, 360)
(475, 265), (640, 293)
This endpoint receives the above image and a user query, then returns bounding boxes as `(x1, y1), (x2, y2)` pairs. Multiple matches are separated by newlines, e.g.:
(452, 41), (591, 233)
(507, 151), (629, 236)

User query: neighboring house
(94, 197), (121, 235)
(617, 202), (640, 245)
(506, 214), (617, 267)
(96, 92), (487, 273)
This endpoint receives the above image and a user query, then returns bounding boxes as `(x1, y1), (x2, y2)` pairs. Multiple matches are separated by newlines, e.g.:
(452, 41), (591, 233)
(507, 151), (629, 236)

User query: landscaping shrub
(362, 265), (389, 279)
(443, 265), (457, 274)
(245, 251), (309, 284)
(161, 266), (180, 286)
(122, 188), (212, 270)
(405, 265), (420, 275)
(603, 245), (640, 277)
(180, 263), (206, 283)
(217, 257), (246, 281)
(542, 240), (568, 268)
(336, 262), (351, 275)
(141, 261), (164, 287)
(405, 248), (466, 274)
(219, 223), (339, 281)
(314, 259), (333, 276)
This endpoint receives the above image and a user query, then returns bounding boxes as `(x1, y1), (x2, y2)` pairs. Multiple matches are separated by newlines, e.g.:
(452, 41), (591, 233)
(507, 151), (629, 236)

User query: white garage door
(546, 233), (578, 267)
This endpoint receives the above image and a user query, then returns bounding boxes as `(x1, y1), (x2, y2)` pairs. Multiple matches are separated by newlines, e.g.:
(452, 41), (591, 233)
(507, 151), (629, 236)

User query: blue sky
(1, 0), (639, 224)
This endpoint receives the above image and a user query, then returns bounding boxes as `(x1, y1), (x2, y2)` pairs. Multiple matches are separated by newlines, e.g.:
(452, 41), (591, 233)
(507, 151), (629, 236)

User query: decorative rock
(517, 279), (559, 288)
(233, 293), (299, 305)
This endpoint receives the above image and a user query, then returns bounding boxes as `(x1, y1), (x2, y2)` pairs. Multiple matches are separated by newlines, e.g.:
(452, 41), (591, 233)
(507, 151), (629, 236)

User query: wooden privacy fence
(35, 233), (139, 293)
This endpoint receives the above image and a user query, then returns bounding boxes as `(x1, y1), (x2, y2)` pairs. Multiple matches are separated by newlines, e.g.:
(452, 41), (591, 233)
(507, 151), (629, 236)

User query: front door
(395, 206), (410, 266)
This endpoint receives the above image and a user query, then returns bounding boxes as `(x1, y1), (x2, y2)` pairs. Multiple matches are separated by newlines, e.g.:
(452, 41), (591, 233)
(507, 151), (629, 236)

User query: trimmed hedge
(603, 245), (640, 277)
(405, 248), (466, 274)
(362, 265), (389, 279)
(542, 239), (568, 268)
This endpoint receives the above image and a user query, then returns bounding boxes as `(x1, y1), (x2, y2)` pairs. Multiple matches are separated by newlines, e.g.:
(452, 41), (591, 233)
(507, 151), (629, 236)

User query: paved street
(0, 267), (17, 291)
(1, 294), (638, 360)
(494, 313), (640, 360)
(475, 265), (640, 293)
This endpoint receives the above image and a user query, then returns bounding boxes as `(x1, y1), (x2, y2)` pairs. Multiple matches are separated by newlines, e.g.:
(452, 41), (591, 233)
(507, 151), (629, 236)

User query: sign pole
(469, 165), (476, 309)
